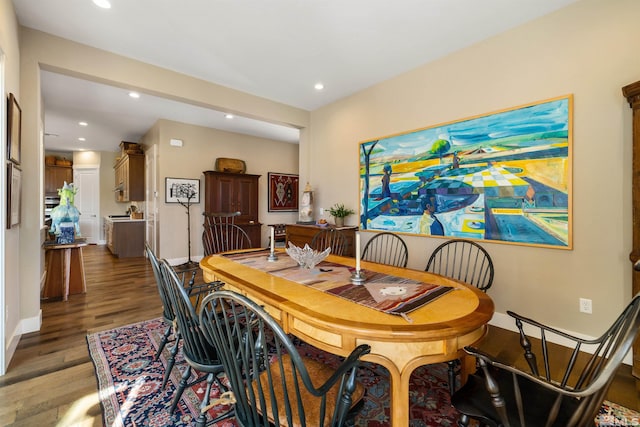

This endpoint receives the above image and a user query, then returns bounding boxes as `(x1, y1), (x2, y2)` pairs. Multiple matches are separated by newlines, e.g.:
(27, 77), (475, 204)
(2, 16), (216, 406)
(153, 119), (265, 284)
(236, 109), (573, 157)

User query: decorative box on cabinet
(203, 171), (262, 248)
(114, 153), (144, 202)
(285, 224), (357, 257)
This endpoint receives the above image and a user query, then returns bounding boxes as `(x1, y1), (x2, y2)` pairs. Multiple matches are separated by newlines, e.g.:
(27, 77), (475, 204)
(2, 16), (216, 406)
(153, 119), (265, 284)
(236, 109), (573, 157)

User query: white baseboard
(20, 310), (42, 334)
(4, 309), (42, 374)
(489, 312), (632, 365)
(4, 322), (21, 374)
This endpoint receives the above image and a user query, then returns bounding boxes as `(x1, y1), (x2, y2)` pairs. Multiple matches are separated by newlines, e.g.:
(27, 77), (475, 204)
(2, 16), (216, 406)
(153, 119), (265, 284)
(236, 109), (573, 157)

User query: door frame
(0, 49), (6, 375)
(623, 80), (640, 378)
(145, 145), (158, 254)
(73, 166), (100, 244)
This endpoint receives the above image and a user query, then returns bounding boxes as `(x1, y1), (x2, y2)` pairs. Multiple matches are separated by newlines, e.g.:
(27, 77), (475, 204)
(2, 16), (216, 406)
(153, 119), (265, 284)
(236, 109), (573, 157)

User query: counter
(104, 216), (145, 258)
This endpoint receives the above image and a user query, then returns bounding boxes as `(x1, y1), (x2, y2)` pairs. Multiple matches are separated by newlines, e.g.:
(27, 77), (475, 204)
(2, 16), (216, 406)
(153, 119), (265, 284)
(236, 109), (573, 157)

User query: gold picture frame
(7, 93), (21, 165)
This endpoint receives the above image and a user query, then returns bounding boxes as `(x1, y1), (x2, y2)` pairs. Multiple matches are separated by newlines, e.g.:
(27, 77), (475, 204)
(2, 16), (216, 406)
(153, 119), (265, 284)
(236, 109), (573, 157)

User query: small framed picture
(268, 172), (299, 212)
(165, 177), (200, 203)
(7, 93), (21, 165)
(7, 163), (21, 228)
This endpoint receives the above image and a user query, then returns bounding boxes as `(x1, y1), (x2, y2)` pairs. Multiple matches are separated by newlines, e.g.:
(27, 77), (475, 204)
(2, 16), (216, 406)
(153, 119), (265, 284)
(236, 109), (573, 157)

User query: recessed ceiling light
(129, 91), (140, 99)
(78, 137), (86, 141)
(225, 113), (234, 119)
(78, 121), (88, 126)
(92, 0), (111, 9)
(314, 82), (325, 91)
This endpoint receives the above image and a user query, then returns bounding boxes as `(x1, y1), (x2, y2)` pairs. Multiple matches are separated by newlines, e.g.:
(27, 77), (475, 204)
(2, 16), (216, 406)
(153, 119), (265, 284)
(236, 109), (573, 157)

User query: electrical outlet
(579, 298), (592, 314)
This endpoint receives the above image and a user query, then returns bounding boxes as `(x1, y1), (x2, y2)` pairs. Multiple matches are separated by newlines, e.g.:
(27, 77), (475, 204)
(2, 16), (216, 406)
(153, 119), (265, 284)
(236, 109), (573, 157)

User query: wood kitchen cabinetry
(114, 153), (144, 202)
(203, 171), (261, 247)
(105, 218), (145, 258)
(45, 165), (73, 196)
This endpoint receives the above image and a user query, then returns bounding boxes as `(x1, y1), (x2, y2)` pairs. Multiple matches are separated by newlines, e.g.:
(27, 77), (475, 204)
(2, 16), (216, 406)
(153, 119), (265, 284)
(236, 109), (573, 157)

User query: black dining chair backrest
(452, 292), (640, 427)
(199, 290), (371, 427)
(425, 238), (494, 292)
(361, 232), (408, 267)
(159, 260), (232, 426)
(202, 212), (252, 255)
(311, 228), (348, 256)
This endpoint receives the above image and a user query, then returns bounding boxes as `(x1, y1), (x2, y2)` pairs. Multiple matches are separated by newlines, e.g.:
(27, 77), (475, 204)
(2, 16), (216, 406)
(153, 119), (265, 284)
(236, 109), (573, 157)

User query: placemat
(222, 250), (453, 316)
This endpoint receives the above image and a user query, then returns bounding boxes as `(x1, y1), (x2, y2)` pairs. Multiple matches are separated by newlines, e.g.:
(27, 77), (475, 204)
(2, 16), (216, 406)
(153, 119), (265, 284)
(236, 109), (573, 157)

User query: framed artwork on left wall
(7, 93), (21, 165)
(7, 163), (21, 228)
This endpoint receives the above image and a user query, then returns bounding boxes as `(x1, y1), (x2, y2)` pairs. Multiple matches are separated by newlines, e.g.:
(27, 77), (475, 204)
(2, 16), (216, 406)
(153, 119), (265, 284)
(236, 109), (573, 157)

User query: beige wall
(307, 0), (640, 337)
(1, 0), (22, 372)
(146, 119), (299, 261)
(9, 0), (640, 366)
(16, 27), (309, 339)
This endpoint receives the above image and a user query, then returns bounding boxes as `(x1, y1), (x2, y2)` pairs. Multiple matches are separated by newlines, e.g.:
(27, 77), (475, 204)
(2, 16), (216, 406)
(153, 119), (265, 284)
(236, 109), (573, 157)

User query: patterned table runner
(222, 250), (453, 316)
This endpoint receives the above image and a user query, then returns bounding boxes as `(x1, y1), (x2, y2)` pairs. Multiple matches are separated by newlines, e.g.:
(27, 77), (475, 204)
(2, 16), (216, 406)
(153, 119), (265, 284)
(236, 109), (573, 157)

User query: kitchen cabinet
(104, 218), (145, 258)
(285, 224), (357, 257)
(114, 153), (144, 202)
(203, 171), (261, 247)
(45, 165), (73, 196)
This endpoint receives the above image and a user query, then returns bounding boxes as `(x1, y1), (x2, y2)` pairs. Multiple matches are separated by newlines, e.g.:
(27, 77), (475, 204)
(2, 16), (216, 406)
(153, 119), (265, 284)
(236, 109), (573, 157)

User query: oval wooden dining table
(200, 249), (494, 427)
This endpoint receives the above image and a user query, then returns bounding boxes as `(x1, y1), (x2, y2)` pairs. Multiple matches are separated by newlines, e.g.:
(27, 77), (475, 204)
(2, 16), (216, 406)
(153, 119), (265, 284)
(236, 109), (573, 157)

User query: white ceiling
(13, 0), (578, 153)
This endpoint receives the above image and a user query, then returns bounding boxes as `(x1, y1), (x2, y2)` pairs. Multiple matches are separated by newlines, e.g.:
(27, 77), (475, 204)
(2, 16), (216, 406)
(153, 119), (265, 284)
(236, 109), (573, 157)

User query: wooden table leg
(63, 248), (71, 301)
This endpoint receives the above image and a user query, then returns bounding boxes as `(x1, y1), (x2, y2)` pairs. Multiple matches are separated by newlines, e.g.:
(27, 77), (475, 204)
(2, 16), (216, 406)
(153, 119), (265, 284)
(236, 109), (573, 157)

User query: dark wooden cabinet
(114, 153), (144, 202)
(203, 171), (261, 247)
(623, 80), (640, 378)
(285, 224), (357, 257)
(45, 165), (73, 196)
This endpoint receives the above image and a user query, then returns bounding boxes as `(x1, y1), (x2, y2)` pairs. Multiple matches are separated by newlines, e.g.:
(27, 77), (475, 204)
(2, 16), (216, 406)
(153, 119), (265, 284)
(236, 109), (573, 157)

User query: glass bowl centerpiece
(285, 242), (330, 269)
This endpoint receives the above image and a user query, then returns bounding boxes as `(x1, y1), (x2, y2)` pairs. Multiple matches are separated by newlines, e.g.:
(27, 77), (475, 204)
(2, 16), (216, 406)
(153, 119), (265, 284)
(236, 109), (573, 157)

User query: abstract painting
(268, 172), (299, 212)
(359, 95), (572, 249)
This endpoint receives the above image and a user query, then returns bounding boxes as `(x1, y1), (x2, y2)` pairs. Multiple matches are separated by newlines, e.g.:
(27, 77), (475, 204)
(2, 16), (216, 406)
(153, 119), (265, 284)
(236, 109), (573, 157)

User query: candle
(270, 226), (275, 253)
(355, 231), (361, 271)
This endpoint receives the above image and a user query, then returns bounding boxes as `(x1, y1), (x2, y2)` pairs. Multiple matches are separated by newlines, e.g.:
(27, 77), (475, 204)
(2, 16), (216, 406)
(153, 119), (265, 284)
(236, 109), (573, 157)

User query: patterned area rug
(87, 318), (640, 427)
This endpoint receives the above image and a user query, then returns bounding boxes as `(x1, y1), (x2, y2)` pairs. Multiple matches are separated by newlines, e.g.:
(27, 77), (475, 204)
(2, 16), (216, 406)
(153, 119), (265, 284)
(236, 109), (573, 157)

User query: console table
(42, 240), (88, 301)
(285, 224), (357, 257)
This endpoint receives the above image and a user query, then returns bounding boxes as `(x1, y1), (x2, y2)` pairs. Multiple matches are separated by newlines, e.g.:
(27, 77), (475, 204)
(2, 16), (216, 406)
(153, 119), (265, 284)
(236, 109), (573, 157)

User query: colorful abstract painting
(268, 172), (299, 211)
(359, 95), (572, 249)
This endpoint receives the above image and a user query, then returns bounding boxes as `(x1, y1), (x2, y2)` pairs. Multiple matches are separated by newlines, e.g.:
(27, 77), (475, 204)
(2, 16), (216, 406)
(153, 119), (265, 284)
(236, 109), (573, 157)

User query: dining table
(200, 248), (494, 427)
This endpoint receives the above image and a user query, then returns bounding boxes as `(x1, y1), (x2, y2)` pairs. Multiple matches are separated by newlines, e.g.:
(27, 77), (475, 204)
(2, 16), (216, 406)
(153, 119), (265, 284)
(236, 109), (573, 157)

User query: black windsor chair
(145, 243), (221, 389)
(202, 212), (252, 256)
(199, 290), (372, 427)
(311, 228), (348, 256)
(159, 259), (232, 426)
(361, 232), (408, 267)
(451, 293), (640, 427)
(425, 238), (494, 395)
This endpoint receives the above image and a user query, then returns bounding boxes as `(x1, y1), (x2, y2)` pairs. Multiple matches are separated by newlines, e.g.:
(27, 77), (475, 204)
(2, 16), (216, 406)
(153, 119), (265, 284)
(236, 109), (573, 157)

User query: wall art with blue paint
(359, 95), (572, 249)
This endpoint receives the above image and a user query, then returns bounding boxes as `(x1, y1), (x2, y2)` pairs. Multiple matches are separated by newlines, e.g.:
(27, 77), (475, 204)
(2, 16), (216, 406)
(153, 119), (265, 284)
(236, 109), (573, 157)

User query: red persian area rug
(87, 318), (640, 427)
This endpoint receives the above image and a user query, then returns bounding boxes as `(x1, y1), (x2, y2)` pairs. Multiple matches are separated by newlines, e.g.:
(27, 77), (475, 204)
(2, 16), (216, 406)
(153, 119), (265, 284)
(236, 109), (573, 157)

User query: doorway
(145, 145), (157, 254)
(73, 167), (100, 244)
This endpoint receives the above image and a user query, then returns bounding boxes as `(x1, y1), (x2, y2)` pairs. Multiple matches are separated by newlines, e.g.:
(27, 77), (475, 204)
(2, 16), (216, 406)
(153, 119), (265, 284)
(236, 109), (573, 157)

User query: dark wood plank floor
(0, 244), (637, 426)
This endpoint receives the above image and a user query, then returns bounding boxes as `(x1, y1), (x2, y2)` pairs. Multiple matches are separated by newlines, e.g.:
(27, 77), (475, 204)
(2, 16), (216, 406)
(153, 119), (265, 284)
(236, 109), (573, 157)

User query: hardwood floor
(0, 244), (638, 426)
(0, 245), (162, 426)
